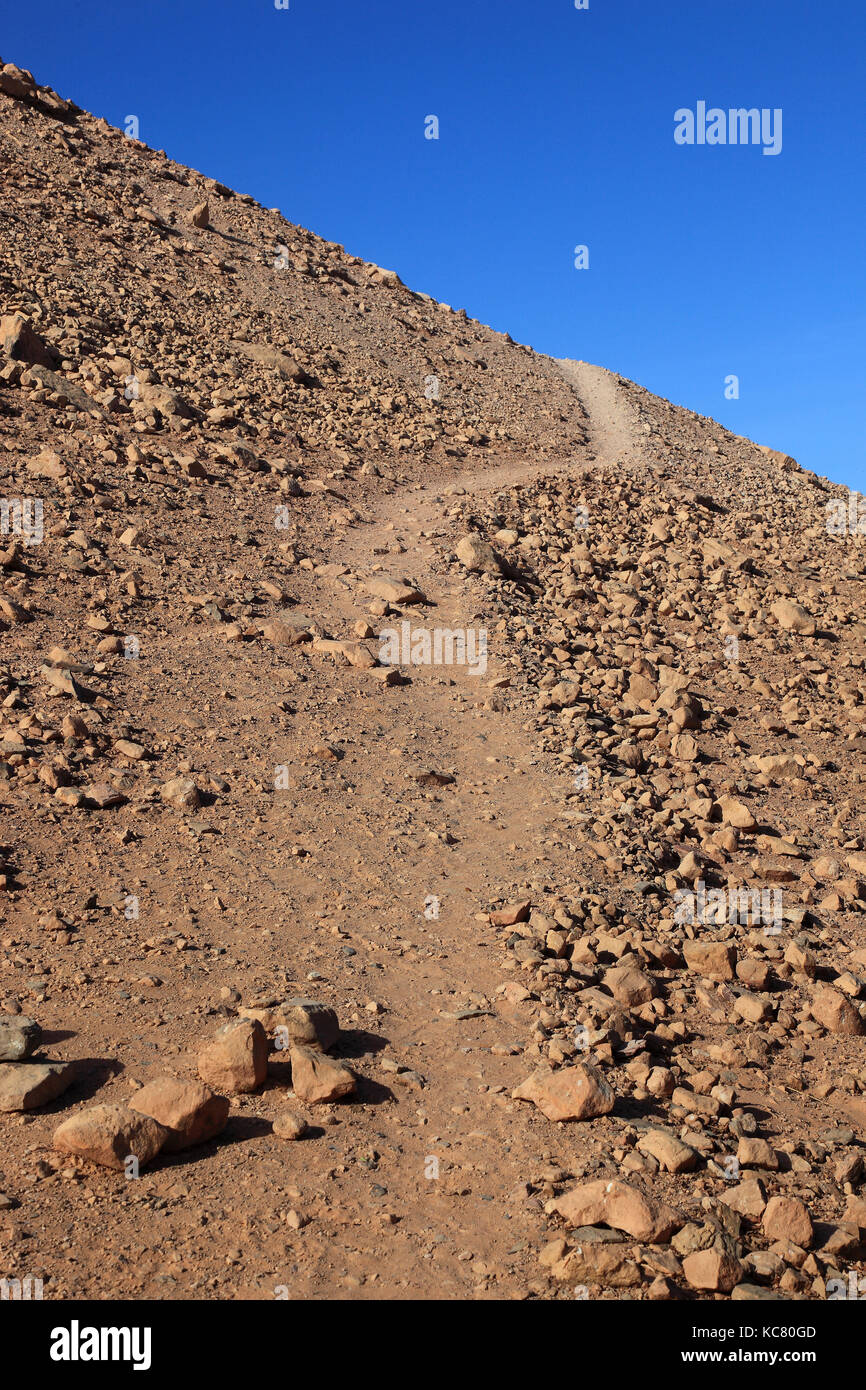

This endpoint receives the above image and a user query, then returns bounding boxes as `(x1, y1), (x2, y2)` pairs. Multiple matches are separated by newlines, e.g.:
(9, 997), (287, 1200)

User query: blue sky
(4, 0), (864, 487)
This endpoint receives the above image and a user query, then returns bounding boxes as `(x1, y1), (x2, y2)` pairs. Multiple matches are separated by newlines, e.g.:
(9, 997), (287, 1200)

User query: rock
(682, 1247), (743, 1293)
(762, 1195), (813, 1247)
(722, 1179), (767, 1220)
(364, 576), (425, 605)
(717, 796), (758, 831)
(231, 340), (316, 385)
(456, 534), (503, 576)
(83, 783), (128, 810)
(0, 1014), (41, 1061)
(512, 1060), (615, 1122)
(737, 1137), (779, 1170)
(0, 1061), (76, 1112)
(197, 1018), (268, 1094)
(811, 988), (864, 1035)
(0, 63), (37, 99)
(549, 1178), (682, 1242)
(843, 1196), (866, 1230)
(603, 963), (655, 1007)
(682, 940), (737, 981)
(289, 1045), (355, 1103)
(138, 381), (196, 419)
(53, 1103), (168, 1170)
(550, 1241), (641, 1288)
(637, 1128), (700, 1173)
(188, 200), (209, 228)
(129, 1075), (229, 1151)
(273, 1110), (308, 1141)
(0, 312), (59, 369)
(262, 620), (312, 647)
(243, 998), (338, 1052)
(160, 777), (202, 811)
(771, 598), (816, 636)
(489, 902), (530, 926)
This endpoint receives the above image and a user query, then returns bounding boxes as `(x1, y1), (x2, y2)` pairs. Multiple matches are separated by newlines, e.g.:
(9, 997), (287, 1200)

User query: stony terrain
(1, 58), (865, 1303)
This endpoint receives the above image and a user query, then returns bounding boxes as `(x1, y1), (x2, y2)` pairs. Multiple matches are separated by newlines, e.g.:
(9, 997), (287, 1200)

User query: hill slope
(1, 59), (865, 1303)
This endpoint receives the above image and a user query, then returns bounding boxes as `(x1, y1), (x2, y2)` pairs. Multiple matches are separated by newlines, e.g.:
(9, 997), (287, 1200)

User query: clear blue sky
(4, 0), (864, 488)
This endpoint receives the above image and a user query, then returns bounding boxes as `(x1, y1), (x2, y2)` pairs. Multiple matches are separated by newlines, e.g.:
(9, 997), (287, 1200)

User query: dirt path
(558, 358), (644, 473)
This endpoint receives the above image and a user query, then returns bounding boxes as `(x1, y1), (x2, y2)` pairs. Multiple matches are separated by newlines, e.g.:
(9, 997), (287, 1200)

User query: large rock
(53, 1103), (168, 1170)
(637, 1127), (700, 1173)
(512, 1061), (614, 1122)
(550, 1240), (641, 1288)
(771, 598), (816, 636)
(197, 1018), (268, 1094)
(0, 1015), (41, 1062)
(682, 1246), (743, 1293)
(722, 1178), (767, 1223)
(129, 1075), (229, 1151)
(0, 312), (59, 369)
(762, 1195), (813, 1247)
(548, 1178), (682, 1242)
(717, 796), (758, 831)
(456, 534), (503, 576)
(682, 940), (737, 981)
(811, 988), (864, 1036)
(0, 63), (37, 99)
(231, 340), (315, 385)
(602, 963), (655, 1007)
(0, 1061), (75, 1112)
(138, 381), (196, 419)
(364, 576), (425, 605)
(290, 1045), (355, 1103)
(241, 998), (339, 1052)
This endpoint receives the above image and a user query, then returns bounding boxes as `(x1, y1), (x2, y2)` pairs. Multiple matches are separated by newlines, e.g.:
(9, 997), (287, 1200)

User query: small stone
(160, 777), (202, 811)
(273, 1111), (308, 1141)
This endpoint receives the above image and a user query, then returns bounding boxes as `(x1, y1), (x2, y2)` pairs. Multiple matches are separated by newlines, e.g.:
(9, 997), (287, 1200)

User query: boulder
(54, 1103), (168, 1170)
(129, 1075), (229, 1151)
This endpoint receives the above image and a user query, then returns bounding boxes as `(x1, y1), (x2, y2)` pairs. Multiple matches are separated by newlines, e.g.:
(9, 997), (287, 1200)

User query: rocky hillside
(1, 58), (864, 1304)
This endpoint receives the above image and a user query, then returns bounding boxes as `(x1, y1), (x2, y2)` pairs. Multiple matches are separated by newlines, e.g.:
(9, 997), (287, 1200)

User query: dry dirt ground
(1, 59), (865, 1303)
